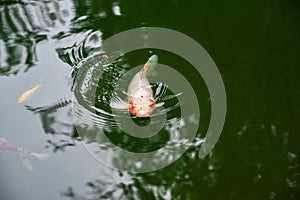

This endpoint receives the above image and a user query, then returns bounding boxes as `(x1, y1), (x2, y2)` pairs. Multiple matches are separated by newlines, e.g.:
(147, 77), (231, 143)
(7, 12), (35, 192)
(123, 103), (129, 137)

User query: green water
(0, 0), (299, 199)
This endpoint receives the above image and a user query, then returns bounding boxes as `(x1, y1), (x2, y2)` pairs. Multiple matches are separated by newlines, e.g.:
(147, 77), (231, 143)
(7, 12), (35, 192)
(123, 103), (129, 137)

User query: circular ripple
(72, 27), (226, 173)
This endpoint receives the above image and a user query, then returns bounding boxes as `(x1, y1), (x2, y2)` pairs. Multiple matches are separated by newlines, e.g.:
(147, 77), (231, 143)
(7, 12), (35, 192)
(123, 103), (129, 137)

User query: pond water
(0, 0), (299, 199)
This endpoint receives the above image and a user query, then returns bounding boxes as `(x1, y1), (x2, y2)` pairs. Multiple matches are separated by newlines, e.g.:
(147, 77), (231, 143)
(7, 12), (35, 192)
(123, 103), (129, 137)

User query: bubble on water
(269, 192), (276, 199)
(135, 161), (142, 169)
(287, 152), (297, 161)
(270, 124), (277, 136)
(112, 3), (122, 16)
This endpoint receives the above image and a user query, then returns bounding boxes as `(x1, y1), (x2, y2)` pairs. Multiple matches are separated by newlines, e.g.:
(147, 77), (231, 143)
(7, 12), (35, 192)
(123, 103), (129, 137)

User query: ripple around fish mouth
(73, 54), (180, 114)
(70, 50), (202, 173)
(71, 53), (187, 149)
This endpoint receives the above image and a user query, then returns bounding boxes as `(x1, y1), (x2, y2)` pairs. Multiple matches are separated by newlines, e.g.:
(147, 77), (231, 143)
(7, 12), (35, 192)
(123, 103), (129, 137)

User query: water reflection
(1, 0), (299, 199)
(25, 98), (77, 152)
(70, 49), (201, 172)
(22, 88), (300, 198)
(0, 0), (125, 75)
(59, 124), (299, 199)
(0, 0), (73, 76)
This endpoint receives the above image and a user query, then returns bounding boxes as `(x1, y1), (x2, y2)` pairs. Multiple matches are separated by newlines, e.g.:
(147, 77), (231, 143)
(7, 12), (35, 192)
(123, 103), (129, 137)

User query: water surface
(0, 0), (299, 199)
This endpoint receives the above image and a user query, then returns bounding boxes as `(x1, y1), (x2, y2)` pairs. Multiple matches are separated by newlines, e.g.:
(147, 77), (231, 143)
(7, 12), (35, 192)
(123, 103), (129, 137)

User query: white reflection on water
(0, 0), (74, 75)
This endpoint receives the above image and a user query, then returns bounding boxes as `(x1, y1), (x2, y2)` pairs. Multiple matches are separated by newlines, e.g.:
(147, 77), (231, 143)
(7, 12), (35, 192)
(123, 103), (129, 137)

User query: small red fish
(111, 55), (164, 117)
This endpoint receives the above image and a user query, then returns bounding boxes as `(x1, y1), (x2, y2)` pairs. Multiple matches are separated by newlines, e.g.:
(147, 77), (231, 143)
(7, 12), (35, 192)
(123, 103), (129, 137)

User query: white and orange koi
(110, 55), (164, 117)
(17, 79), (42, 103)
(0, 137), (49, 170)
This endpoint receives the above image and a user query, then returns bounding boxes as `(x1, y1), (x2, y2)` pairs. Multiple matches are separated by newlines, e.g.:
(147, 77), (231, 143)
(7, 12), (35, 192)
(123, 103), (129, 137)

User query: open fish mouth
(129, 104), (155, 117)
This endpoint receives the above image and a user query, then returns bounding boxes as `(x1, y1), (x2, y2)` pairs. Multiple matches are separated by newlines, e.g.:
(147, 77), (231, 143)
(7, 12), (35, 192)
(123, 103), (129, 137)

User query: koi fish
(0, 138), (49, 170)
(17, 79), (42, 103)
(110, 55), (164, 117)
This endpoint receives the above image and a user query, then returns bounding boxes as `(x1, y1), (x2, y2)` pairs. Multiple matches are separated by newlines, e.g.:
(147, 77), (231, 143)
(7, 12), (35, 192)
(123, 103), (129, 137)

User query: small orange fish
(17, 79), (42, 103)
(111, 55), (164, 117)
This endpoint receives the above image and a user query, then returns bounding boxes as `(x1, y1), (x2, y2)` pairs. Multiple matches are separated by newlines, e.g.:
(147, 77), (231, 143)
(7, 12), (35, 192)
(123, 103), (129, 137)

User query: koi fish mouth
(129, 103), (155, 117)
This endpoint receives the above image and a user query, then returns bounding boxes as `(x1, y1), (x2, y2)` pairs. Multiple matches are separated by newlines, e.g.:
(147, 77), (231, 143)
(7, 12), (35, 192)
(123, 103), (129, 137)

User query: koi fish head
(128, 98), (155, 117)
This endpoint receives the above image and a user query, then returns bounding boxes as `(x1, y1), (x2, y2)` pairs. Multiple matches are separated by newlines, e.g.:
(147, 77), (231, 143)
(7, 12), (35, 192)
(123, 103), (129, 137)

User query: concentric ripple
(71, 52), (201, 172)
(69, 27), (227, 173)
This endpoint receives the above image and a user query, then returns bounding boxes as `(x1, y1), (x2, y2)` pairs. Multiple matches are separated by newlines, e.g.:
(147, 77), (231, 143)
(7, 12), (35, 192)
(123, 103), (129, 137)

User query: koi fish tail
(38, 77), (43, 87)
(20, 154), (34, 170)
(20, 151), (49, 170)
(143, 54), (158, 76)
(30, 152), (49, 160)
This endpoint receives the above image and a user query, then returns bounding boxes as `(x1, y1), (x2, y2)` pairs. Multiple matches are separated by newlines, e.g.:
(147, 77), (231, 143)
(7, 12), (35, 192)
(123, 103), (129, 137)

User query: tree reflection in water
(2, 0), (298, 199)
(23, 94), (300, 199)
(25, 98), (78, 152)
(0, 0), (72, 75)
(58, 124), (299, 200)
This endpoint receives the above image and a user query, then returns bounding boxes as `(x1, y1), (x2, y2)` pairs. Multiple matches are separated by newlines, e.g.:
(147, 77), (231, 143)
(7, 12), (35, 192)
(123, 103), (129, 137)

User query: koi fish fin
(30, 152), (49, 160)
(160, 93), (183, 101)
(155, 102), (165, 108)
(121, 90), (129, 96)
(20, 151), (48, 170)
(21, 155), (34, 170)
(144, 55), (158, 70)
(110, 98), (129, 110)
(143, 55), (158, 76)
(38, 77), (43, 87)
